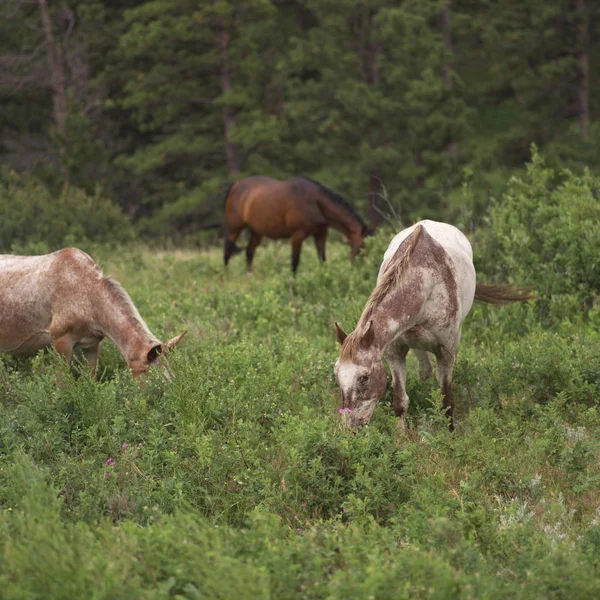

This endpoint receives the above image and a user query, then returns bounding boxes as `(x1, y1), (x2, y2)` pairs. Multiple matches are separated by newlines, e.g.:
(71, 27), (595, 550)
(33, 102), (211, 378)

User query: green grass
(1, 234), (600, 598)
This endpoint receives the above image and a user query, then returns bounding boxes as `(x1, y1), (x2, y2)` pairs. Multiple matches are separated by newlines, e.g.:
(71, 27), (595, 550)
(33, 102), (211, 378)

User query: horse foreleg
(246, 231), (263, 275)
(82, 341), (103, 378)
(314, 227), (328, 262)
(434, 347), (456, 431)
(291, 231), (307, 274)
(51, 333), (74, 384)
(385, 342), (410, 427)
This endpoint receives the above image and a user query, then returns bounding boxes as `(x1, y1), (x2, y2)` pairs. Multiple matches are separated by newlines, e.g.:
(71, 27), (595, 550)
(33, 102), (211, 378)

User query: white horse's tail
(475, 283), (536, 305)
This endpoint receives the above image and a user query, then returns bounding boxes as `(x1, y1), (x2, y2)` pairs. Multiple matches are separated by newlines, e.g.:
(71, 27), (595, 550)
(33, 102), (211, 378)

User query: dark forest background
(1, 0), (599, 237)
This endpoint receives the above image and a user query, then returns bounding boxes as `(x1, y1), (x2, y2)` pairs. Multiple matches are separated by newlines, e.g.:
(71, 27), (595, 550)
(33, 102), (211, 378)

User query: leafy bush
(0, 171), (134, 253)
(472, 147), (600, 325)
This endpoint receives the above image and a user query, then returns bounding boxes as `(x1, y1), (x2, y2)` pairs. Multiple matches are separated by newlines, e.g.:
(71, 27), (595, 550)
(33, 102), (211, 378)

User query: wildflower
(135, 453), (139, 458)
(342, 508), (347, 513)
(104, 472), (110, 479)
(302, 503), (307, 508)
(138, 443), (143, 449)
(293, 514), (298, 520)
(296, 528), (302, 534)
(104, 457), (116, 466)
(338, 408), (353, 414)
(121, 443), (128, 450)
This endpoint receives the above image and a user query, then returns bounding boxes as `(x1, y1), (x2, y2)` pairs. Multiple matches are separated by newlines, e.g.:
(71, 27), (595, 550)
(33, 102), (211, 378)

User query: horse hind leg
(224, 228), (244, 266)
(413, 349), (433, 380)
(246, 231), (263, 275)
(434, 347), (456, 431)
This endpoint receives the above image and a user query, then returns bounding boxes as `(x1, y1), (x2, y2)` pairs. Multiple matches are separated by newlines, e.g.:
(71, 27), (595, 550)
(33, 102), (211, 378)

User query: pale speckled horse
(0, 247), (186, 378)
(334, 220), (534, 430)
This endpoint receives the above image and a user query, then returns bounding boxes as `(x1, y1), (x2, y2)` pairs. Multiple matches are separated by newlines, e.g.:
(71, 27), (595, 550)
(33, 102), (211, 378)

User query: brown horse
(224, 176), (371, 274)
(0, 247), (186, 379)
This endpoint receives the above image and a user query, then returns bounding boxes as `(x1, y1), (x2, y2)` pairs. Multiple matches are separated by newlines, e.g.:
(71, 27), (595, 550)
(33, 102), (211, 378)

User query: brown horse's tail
(223, 182), (244, 265)
(475, 283), (536, 305)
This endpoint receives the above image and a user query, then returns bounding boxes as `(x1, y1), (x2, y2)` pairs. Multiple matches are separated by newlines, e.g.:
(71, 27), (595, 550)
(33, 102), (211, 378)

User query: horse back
(0, 248), (102, 353)
(380, 221), (476, 323)
(225, 176), (324, 237)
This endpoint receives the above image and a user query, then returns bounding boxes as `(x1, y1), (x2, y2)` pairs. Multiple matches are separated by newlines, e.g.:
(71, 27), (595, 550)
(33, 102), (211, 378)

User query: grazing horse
(224, 176), (371, 274)
(334, 220), (534, 430)
(0, 247), (186, 379)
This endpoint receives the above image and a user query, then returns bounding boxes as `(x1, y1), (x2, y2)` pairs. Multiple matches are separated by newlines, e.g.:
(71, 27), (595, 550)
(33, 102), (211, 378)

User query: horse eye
(358, 375), (369, 385)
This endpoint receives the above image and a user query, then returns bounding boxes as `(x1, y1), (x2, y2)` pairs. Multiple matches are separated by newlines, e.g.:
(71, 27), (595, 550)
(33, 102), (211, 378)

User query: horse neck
(359, 274), (425, 353)
(95, 281), (158, 363)
(319, 195), (363, 236)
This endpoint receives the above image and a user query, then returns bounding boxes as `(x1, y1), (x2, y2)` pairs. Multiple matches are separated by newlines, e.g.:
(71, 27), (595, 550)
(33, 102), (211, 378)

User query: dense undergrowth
(1, 156), (600, 598)
(0, 234), (598, 598)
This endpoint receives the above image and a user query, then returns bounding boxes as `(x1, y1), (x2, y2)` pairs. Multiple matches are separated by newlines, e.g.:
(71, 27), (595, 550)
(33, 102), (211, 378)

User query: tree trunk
(216, 13), (241, 176)
(441, 0), (458, 158)
(38, 0), (67, 134)
(577, 0), (590, 141)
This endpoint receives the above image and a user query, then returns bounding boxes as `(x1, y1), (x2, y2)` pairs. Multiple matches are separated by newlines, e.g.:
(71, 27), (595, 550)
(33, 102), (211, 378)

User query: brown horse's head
(334, 321), (387, 427)
(128, 331), (187, 379)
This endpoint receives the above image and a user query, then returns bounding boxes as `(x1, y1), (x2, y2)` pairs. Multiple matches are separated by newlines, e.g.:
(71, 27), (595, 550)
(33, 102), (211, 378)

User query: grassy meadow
(1, 231), (600, 599)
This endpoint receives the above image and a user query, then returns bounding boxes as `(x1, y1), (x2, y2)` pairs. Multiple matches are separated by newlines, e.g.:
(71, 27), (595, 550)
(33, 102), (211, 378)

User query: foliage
(472, 147), (600, 325)
(0, 234), (599, 596)
(0, 171), (134, 254)
(2, 1), (598, 227)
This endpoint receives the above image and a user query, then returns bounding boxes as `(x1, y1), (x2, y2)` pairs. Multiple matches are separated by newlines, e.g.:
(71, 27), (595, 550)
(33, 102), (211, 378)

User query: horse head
(128, 331), (187, 379)
(334, 321), (387, 427)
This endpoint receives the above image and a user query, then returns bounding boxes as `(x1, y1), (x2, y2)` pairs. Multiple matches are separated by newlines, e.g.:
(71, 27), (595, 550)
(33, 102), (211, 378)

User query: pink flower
(104, 457), (116, 466)
(296, 528), (302, 533)
(338, 408), (353, 414)
(104, 472), (110, 479)
(121, 443), (128, 450)
(301, 503), (307, 508)
(293, 515), (298, 520)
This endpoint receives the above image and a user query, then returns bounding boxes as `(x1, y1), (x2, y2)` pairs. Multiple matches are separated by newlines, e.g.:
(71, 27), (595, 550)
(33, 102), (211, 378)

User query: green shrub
(0, 171), (134, 253)
(473, 146), (600, 325)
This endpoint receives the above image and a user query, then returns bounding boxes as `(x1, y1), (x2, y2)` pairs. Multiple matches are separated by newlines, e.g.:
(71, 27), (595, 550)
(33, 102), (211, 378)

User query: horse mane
(299, 176), (367, 230)
(103, 277), (156, 340)
(340, 224), (424, 360)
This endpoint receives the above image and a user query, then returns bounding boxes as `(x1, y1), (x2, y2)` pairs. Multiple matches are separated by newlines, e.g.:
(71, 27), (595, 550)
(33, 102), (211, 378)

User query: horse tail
(223, 182), (244, 265)
(474, 283), (536, 305)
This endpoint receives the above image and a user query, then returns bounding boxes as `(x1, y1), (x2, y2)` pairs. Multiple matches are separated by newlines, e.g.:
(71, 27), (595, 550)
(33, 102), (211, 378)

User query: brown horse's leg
(314, 227), (328, 262)
(224, 228), (244, 266)
(435, 347), (456, 431)
(246, 231), (263, 274)
(291, 230), (307, 274)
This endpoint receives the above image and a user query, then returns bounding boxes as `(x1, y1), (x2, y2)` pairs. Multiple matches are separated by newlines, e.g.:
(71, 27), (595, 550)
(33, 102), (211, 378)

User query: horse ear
(147, 344), (162, 363)
(166, 331), (187, 350)
(335, 322), (347, 345)
(360, 320), (375, 349)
